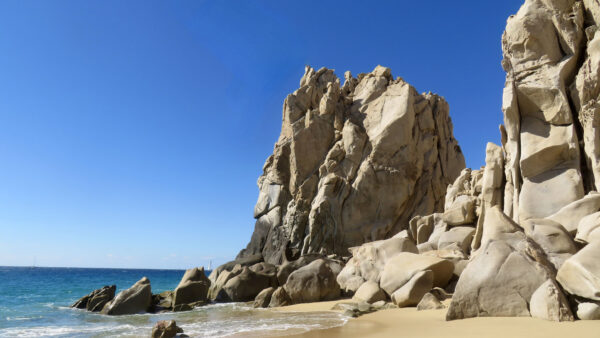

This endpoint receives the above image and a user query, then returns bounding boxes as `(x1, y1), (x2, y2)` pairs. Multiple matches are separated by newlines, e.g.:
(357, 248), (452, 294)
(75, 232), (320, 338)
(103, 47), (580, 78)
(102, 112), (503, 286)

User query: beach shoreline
(277, 300), (600, 338)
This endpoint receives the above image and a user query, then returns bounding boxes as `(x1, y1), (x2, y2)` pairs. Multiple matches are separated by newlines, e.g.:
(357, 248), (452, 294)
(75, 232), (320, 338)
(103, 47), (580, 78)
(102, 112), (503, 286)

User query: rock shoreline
(71, 267), (210, 315)
(72, 0), (600, 329)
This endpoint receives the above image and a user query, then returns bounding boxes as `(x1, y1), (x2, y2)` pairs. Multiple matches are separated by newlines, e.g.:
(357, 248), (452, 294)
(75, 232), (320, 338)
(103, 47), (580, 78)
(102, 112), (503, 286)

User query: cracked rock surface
(239, 65), (465, 265)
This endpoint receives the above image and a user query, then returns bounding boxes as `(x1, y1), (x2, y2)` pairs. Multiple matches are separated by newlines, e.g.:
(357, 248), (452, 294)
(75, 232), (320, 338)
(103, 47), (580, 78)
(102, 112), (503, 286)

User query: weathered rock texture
(172, 267), (211, 311)
(151, 320), (183, 338)
(441, 0), (600, 322)
(501, 0), (596, 223)
(101, 277), (152, 315)
(238, 65), (465, 264)
(71, 285), (116, 312)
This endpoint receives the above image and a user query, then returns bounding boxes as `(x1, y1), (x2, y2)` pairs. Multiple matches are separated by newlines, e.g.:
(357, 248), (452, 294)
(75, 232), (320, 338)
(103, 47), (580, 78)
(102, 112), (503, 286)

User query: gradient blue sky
(0, 0), (524, 269)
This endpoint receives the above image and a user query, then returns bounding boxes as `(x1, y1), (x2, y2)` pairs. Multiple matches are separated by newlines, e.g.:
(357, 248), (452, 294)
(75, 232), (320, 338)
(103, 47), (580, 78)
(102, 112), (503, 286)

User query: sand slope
(278, 301), (600, 338)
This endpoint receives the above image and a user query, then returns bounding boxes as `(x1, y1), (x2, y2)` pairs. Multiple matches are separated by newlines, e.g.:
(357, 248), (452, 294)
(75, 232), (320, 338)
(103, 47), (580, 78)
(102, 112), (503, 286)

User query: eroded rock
(71, 285), (116, 312)
(172, 267), (210, 311)
(237, 65), (465, 265)
(557, 241), (600, 301)
(102, 277), (152, 315)
(283, 258), (342, 304)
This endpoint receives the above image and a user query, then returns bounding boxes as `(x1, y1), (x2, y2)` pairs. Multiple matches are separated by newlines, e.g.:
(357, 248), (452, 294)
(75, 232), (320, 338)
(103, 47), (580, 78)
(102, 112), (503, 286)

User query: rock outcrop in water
(238, 65), (465, 265)
(71, 285), (116, 312)
(172, 267), (210, 311)
(72, 268), (213, 315)
(101, 277), (153, 315)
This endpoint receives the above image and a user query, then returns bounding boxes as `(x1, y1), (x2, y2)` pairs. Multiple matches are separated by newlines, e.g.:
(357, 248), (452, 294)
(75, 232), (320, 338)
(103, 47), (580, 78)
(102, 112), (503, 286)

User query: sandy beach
(278, 300), (600, 338)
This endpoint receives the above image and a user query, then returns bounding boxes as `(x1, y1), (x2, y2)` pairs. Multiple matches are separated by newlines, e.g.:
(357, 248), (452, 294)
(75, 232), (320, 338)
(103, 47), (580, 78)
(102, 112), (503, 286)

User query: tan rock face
(529, 280), (574, 322)
(172, 267), (210, 311)
(336, 237), (418, 292)
(576, 211), (600, 244)
(239, 65), (465, 264)
(101, 277), (152, 315)
(379, 252), (454, 296)
(283, 258), (342, 304)
(416, 292), (446, 311)
(390, 270), (433, 308)
(447, 236), (559, 320)
(522, 219), (577, 269)
(501, 0), (593, 223)
(352, 281), (387, 304)
(557, 241), (600, 301)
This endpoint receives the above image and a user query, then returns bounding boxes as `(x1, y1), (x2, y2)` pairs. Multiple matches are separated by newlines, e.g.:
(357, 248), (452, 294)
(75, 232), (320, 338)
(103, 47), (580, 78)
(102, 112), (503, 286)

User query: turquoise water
(0, 266), (347, 337)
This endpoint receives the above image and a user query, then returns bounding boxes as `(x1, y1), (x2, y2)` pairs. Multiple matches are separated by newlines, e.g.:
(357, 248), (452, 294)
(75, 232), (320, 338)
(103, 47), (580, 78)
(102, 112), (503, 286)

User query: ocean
(0, 266), (347, 337)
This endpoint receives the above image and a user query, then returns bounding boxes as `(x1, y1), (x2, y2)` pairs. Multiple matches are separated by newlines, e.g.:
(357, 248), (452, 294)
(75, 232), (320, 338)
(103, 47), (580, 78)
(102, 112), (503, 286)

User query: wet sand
(278, 300), (600, 338)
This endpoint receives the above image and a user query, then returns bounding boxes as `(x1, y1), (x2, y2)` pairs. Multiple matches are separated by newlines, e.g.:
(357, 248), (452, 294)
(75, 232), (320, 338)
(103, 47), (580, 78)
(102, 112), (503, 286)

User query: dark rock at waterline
(172, 267), (210, 312)
(151, 320), (183, 338)
(253, 287), (275, 308)
(208, 254), (263, 283)
(268, 287), (292, 307)
(223, 266), (278, 302)
(150, 291), (173, 313)
(102, 277), (152, 315)
(207, 254), (265, 301)
(208, 266), (243, 302)
(71, 285), (116, 312)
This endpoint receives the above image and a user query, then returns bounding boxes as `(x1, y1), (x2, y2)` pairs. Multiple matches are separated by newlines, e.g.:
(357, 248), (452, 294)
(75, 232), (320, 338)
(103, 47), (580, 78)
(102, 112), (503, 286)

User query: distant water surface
(0, 266), (346, 337)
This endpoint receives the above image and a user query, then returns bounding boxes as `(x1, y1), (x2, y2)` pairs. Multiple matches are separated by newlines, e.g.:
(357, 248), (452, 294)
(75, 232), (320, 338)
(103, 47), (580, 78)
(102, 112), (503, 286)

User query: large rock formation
(501, 0), (595, 223)
(197, 0), (600, 323)
(444, 0), (600, 322)
(238, 65), (465, 264)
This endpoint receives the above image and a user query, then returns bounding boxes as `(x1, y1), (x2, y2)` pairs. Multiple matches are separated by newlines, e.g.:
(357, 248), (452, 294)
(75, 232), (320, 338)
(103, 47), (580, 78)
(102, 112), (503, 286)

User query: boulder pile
(331, 0), (600, 322)
(71, 267), (211, 315)
(209, 64), (466, 309)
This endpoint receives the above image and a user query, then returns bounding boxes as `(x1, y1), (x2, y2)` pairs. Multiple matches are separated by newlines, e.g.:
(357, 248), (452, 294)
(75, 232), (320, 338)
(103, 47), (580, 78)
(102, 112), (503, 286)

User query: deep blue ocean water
(0, 266), (346, 337)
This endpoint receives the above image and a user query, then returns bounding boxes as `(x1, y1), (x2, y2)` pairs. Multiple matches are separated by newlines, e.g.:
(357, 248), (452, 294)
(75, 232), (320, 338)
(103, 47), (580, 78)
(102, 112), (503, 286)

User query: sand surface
(277, 300), (600, 338)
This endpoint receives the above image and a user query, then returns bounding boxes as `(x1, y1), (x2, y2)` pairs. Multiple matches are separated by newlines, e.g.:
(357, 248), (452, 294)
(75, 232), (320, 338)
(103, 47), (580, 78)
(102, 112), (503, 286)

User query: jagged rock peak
(239, 65), (466, 264)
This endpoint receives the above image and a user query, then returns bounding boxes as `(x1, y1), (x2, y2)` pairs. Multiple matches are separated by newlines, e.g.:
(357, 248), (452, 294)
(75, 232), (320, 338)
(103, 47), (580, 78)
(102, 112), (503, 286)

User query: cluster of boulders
(71, 267), (210, 315)
(330, 0), (600, 323)
(207, 253), (344, 308)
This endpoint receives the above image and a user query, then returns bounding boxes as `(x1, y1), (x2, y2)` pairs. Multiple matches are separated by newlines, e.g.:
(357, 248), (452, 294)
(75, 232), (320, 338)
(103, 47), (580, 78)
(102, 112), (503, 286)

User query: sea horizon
(0, 265), (191, 271)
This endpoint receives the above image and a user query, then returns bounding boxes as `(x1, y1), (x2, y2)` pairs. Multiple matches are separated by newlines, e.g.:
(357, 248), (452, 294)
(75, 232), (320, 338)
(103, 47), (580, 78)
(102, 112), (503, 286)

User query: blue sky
(0, 0), (524, 269)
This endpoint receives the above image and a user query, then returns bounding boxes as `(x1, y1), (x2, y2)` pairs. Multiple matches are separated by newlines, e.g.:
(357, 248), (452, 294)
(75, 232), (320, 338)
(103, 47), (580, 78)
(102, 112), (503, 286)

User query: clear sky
(0, 0), (524, 269)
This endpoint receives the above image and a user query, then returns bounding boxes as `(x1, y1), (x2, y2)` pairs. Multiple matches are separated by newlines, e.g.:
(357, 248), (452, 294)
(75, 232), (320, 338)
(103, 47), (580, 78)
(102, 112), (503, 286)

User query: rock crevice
(239, 65), (465, 264)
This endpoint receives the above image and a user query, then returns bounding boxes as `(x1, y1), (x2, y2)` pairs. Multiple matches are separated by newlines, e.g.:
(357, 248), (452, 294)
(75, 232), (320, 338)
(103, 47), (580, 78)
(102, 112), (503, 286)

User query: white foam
(0, 303), (348, 337)
(0, 324), (140, 337)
